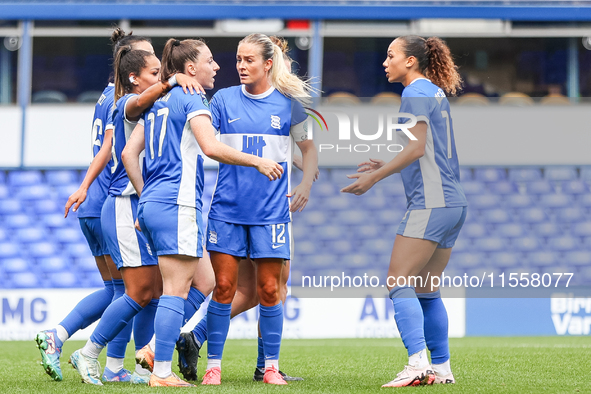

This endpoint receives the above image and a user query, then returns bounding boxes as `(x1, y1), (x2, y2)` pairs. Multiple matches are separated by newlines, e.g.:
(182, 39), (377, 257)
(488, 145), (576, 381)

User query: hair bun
(269, 36), (289, 53)
(111, 27), (126, 44)
(173, 39), (181, 47)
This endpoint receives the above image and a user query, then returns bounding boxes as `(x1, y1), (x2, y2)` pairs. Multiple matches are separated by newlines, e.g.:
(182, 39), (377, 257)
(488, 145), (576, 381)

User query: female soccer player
(200, 33), (317, 386)
(35, 29), (155, 384)
(122, 38), (283, 387)
(342, 35), (466, 387)
(69, 44), (201, 386)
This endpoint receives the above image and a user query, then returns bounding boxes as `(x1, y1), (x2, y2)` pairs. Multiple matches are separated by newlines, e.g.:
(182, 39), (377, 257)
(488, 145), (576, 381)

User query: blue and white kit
(206, 85), (308, 259)
(77, 83), (115, 257)
(101, 93), (156, 269)
(137, 87), (211, 258)
(396, 78), (468, 247)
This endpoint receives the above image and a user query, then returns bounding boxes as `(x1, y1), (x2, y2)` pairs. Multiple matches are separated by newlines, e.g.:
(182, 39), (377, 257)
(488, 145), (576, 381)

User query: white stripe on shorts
(402, 209), (432, 239)
(178, 205), (198, 257)
(115, 196), (141, 267)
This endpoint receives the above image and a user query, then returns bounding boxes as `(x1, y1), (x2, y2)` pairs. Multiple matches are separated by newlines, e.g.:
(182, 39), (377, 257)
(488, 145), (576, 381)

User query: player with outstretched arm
(342, 35), (467, 387)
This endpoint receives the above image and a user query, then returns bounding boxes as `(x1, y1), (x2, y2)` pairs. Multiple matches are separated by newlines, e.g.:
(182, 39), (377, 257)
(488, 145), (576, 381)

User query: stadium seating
(1, 167), (591, 288)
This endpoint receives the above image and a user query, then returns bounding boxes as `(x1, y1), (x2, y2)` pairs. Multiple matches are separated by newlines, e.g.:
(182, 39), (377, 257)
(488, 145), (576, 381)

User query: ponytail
(160, 38), (205, 82)
(239, 33), (315, 103)
(398, 35), (462, 96)
(113, 46), (153, 103)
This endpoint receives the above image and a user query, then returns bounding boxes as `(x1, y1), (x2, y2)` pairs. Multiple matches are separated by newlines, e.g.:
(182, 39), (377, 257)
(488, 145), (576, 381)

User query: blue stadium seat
(488, 252), (520, 268)
(532, 222), (562, 237)
(526, 180), (554, 195)
(0, 228), (7, 242)
(0, 199), (22, 214)
(48, 272), (79, 288)
(354, 224), (381, 240)
(0, 170), (5, 184)
(561, 180), (588, 195)
(75, 256), (98, 273)
(41, 213), (70, 228)
(15, 184), (53, 201)
(580, 166), (591, 182)
(0, 184), (9, 199)
(505, 194), (533, 208)
(361, 239), (392, 254)
(489, 181), (518, 195)
(459, 167), (473, 181)
(330, 168), (358, 188)
(55, 184), (79, 201)
(544, 166), (578, 181)
(526, 251), (559, 266)
(374, 209), (406, 225)
(474, 168), (506, 183)
(519, 208), (549, 224)
(470, 194), (502, 209)
(576, 194), (591, 208)
(53, 227), (84, 244)
(31, 199), (61, 214)
(572, 222), (591, 237)
(296, 240), (315, 255)
(29, 242), (57, 258)
(321, 195), (354, 211)
(564, 251), (591, 266)
(66, 243), (91, 258)
(512, 236), (541, 252)
(451, 237), (472, 252)
(15, 227), (47, 243)
(547, 236), (579, 252)
(45, 170), (78, 186)
(495, 223), (527, 238)
(3, 214), (32, 228)
(461, 181), (486, 196)
(326, 240), (354, 254)
(298, 210), (327, 226)
(0, 242), (20, 259)
(37, 257), (68, 273)
(2, 258), (29, 273)
(463, 223), (488, 238)
(334, 210), (369, 225)
(538, 194), (572, 208)
(380, 179), (406, 196)
(555, 207), (587, 223)
(12, 272), (40, 288)
(508, 168), (542, 182)
(482, 209), (511, 224)
(474, 237), (506, 252)
(310, 182), (338, 198)
(449, 252), (485, 268)
(8, 170), (43, 187)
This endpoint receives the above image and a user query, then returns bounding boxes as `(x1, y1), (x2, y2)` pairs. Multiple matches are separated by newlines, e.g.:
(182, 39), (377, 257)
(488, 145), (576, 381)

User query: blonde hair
(239, 33), (314, 103)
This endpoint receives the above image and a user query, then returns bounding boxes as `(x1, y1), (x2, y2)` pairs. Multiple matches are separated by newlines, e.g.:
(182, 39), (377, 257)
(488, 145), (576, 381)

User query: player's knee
(214, 277), (236, 302)
(258, 280), (280, 305)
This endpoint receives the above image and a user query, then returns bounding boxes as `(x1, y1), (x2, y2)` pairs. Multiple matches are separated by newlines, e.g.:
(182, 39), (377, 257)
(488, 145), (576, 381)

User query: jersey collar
(241, 85), (275, 100)
(408, 77), (431, 86)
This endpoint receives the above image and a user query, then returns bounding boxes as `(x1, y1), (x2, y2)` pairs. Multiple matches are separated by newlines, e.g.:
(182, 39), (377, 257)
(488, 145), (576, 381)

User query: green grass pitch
(4, 337), (591, 393)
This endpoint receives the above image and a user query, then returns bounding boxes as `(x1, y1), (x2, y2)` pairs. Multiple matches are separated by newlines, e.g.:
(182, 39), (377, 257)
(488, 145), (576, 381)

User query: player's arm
(64, 128), (113, 218)
(121, 123), (146, 197)
(293, 153), (319, 181)
(125, 74), (204, 121)
(288, 119), (318, 212)
(190, 115), (283, 181)
(342, 121), (427, 195)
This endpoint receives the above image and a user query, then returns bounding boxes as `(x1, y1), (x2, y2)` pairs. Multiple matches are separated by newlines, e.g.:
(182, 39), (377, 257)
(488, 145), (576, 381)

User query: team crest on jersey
(146, 243), (153, 256)
(270, 115), (281, 129)
(209, 230), (218, 244)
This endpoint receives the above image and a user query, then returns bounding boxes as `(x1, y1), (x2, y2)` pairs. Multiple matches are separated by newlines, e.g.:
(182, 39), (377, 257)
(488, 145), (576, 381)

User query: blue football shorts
(138, 201), (204, 258)
(100, 194), (157, 269)
(206, 218), (291, 260)
(396, 206), (467, 248)
(79, 217), (108, 257)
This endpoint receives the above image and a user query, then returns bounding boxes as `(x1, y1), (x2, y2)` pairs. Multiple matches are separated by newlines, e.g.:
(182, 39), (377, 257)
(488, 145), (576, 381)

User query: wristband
(168, 74), (178, 87)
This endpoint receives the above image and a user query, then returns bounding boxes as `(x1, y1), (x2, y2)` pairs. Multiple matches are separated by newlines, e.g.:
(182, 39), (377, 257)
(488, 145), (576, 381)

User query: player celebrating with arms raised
(342, 35), (466, 387)
(201, 33), (317, 386)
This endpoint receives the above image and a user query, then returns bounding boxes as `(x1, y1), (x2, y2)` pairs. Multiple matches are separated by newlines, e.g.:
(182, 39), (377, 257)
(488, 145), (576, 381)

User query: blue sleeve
(400, 86), (433, 119)
(184, 92), (211, 121)
(106, 100), (115, 129)
(209, 92), (222, 131)
(290, 99), (307, 126)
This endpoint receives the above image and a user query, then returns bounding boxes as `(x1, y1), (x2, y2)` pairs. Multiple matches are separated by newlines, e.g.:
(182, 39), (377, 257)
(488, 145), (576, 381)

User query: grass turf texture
(5, 337), (590, 393)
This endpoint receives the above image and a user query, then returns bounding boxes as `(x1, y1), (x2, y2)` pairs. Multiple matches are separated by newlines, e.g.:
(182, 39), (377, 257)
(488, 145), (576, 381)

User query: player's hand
(287, 182), (311, 212)
(255, 158), (283, 181)
(175, 73), (205, 95)
(357, 158), (385, 174)
(64, 187), (87, 218)
(341, 172), (376, 196)
(135, 218), (141, 232)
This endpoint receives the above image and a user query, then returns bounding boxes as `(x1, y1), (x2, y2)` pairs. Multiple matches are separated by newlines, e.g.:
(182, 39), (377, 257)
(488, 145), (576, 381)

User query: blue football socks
(106, 279), (132, 359)
(192, 315), (208, 348)
(59, 280), (114, 337)
(389, 286), (426, 357)
(154, 295), (185, 362)
(133, 298), (158, 351)
(259, 302), (283, 361)
(206, 301), (232, 360)
(256, 336), (265, 369)
(90, 294), (142, 348)
(183, 287), (206, 326)
(417, 290), (450, 364)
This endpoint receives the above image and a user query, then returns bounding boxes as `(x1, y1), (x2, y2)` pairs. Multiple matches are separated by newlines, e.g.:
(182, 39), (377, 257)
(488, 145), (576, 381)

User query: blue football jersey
(398, 78), (467, 210)
(140, 87), (210, 211)
(109, 93), (143, 197)
(208, 85), (307, 225)
(77, 84), (115, 218)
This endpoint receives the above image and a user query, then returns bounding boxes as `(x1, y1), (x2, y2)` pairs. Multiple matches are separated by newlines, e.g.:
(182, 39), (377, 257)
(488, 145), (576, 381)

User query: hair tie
(173, 40), (181, 47)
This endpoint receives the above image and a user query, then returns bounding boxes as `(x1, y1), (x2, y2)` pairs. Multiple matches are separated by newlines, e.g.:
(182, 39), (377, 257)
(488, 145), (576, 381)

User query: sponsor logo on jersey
(209, 230), (218, 244)
(201, 93), (209, 108)
(270, 115), (281, 129)
(242, 135), (266, 157)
